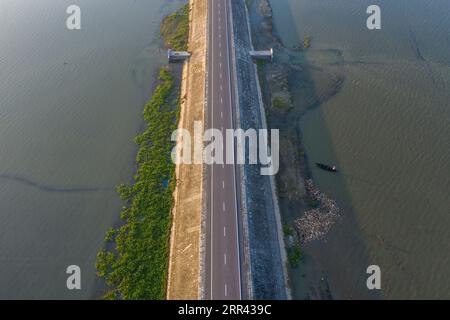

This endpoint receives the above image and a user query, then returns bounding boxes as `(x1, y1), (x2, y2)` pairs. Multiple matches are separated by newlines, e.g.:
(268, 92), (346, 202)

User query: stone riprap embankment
(229, 0), (289, 300)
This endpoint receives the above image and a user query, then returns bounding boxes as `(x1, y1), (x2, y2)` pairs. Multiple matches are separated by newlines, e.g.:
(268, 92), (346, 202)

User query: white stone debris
(294, 179), (341, 244)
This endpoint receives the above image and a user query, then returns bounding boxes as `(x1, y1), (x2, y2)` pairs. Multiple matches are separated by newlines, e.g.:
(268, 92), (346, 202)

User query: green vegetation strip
(96, 68), (179, 300)
(96, 3), (189, 300)
(288, 244), (303, 268)
(160, 4), (190, 51)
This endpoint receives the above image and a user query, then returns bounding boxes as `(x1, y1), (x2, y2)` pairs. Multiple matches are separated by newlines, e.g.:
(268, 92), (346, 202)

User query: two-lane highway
(204, 0), (243, 300)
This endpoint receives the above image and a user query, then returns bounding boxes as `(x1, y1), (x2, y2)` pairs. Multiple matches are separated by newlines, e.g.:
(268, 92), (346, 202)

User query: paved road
(204, 0), (243, 300)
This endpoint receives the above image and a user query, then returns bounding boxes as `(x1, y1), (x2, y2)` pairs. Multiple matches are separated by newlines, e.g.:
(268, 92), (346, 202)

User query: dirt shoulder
(167, 0), (207, 300)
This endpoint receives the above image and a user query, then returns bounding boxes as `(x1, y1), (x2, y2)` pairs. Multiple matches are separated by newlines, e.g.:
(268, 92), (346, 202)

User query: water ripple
(0, 173), (113, 193)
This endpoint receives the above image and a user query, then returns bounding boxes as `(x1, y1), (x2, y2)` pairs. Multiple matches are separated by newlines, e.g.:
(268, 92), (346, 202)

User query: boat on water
(316, 163), (338, 173)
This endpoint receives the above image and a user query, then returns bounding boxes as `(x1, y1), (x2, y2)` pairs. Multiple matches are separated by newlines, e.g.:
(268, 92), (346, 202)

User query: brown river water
(269, 0), (450, 299)
(0, 0), (184, 299)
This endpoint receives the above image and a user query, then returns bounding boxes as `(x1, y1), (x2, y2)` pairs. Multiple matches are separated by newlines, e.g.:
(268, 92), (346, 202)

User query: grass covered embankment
(160, 4), (190, 51)
(95, 3), (189, 300)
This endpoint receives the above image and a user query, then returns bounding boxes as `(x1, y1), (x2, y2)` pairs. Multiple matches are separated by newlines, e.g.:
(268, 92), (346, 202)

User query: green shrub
(308, 198), (321, 209)
(283, 224), (294, 237)
(160, 4), (190, 51)
(303, 35), (312, 49)
(272, 96), (289, 110)
(288, 244), (303, 268)
(105, 228), (116, 242)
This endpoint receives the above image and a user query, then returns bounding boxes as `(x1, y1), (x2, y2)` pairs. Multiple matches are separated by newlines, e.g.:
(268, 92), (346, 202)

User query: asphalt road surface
(204, 0), (243, 300)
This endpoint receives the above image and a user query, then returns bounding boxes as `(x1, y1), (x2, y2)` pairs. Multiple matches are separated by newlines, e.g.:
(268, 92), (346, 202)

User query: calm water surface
(0, 0), (184, 298)
(270, 0), (450, 298)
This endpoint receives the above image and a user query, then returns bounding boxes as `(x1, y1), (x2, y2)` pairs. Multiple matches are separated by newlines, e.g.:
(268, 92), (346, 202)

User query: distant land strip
(0, 173), (112, 193)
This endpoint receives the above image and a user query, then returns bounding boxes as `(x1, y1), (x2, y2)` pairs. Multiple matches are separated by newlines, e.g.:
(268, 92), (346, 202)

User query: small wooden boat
(316, 163), (338, 173)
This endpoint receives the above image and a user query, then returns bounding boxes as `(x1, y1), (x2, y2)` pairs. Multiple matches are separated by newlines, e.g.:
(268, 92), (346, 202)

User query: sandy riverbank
(167, 0), (207, 300)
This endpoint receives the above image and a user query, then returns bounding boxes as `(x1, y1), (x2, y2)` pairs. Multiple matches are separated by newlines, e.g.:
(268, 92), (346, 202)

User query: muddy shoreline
(246, 0), (379, 299)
